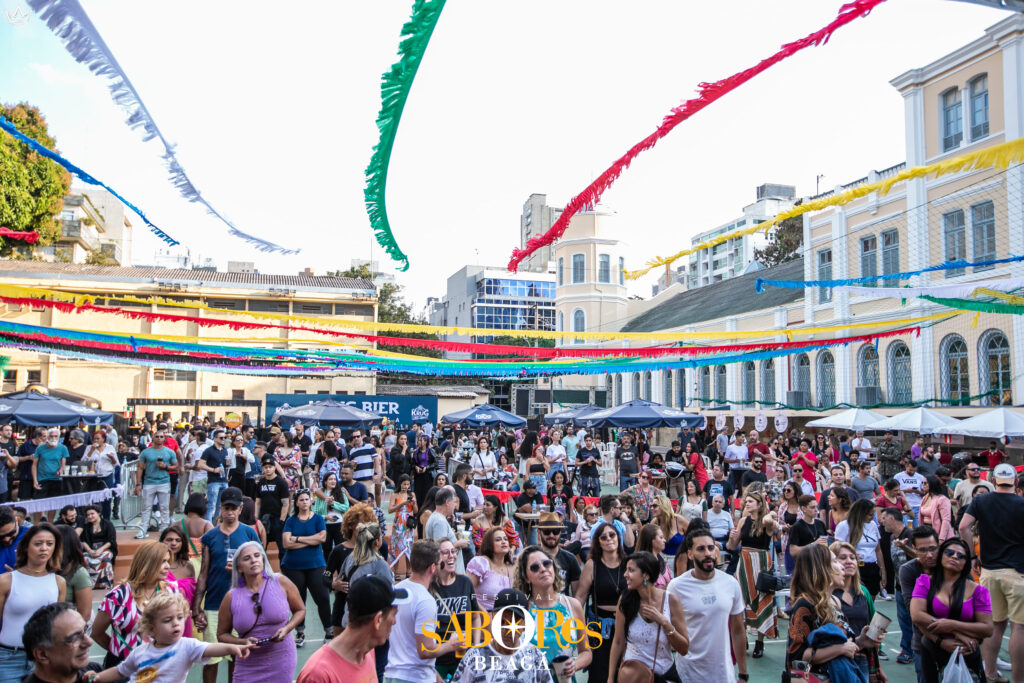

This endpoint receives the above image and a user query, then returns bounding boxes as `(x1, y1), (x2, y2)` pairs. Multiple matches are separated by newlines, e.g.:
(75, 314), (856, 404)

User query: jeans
(205, 481), (227, 522)
(895, 588), (914, 654)
(914, 650), (925, 683)
(619, 474), (635, 492)
(579, 474), (601, 498)
(0, 645), (31, 682)
(100, 472), (116, 520)
(140, 482), (170, 531)
(529, 474), (547, 496)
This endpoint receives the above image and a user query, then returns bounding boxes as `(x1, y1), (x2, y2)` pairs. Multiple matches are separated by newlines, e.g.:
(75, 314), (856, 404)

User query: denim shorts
(0, 645), (31, 682)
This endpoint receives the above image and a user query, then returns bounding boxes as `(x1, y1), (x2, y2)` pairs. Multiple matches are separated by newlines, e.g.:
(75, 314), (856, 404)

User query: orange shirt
(296, 643), (377, 683)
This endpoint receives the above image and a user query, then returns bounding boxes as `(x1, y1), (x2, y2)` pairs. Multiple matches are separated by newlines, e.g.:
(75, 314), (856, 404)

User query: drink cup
(62, 465), (71, 476)
(866, 612), (890, 641)
(551, 652), (572, 683)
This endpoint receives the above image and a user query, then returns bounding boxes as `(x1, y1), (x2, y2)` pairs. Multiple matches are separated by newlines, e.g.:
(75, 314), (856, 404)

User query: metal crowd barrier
(118, 459), (144, 533)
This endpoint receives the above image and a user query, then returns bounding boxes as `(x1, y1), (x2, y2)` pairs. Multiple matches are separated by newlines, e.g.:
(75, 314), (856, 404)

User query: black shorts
(17, 480), (32, 500)
(34, 480), (62, 499)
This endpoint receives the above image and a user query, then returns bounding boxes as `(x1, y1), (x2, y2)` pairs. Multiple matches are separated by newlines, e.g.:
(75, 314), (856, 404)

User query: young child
(89, 592), (251, 683)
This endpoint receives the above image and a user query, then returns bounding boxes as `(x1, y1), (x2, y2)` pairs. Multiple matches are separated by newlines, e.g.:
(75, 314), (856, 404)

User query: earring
(643, 579), (648, 586)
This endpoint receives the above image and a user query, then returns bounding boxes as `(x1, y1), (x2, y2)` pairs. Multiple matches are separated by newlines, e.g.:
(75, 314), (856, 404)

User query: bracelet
(738, 675), (749, 681)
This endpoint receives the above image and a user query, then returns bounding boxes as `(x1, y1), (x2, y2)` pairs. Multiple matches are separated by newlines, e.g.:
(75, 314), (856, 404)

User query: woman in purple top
(910, 537), (993, 683)
(466, 527), (515, 611)
(412, 435), (436, 508)
(217, 541), (305, 683)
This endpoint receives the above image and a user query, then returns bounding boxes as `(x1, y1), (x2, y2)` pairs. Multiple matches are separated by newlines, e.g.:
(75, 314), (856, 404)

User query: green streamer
(920, 295), (1024, 315)
(691, 389), (1005, 413)
(364, 0), (447, 271)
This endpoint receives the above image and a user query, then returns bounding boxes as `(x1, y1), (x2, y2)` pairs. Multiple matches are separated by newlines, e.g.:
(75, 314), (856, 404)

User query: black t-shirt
(819, 486), (861, 517)
(515, 492), (543, 509)
(256, 475), (290, 519)
(453, 484), (472, 526)
(789, 518), (828, 549)
(553, 547), (582, 595)
(576, 447), (601, 477)
(296, 434), (312, 455)
(434, 575), (478, 667)
(616, 446), (639, 475)
(548, 485), (573, 516)
(703, 478), (735, 505)
(24, 664), (101, 683)
(15, 441), (36, 481)
(739, 516), (772, 550)
(741, 470), (767, 487)
(965, 491), (1024, 572)
(327, 543), (354, 593)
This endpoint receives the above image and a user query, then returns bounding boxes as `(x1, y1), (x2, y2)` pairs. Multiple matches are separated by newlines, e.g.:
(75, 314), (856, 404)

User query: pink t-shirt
(296, 643), (376, 683)
(912, 574), (992, 622)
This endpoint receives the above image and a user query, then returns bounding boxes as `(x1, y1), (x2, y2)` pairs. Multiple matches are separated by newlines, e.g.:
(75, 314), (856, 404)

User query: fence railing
(118, 459), (144, 533)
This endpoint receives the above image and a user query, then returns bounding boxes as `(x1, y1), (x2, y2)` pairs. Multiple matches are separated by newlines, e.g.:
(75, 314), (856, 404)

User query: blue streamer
(754, 254), (1024, 293)
(0, 115), (179, 247)
(25, 0), (298, 256)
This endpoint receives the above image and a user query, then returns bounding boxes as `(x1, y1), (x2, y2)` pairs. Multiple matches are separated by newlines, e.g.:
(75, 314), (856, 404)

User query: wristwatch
(738, 674), (749, 681)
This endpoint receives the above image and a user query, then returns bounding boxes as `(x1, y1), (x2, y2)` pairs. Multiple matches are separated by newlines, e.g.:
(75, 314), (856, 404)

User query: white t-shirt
(668, 570), (745, 683)
(116, 636), (210, 682)
(851, 437), (872, 460)
(724, 444), (749, 471)
(183, 441), (210, 483)
(384, 579), (439, 683)
(893, 471), (926, 507)
(546, 444), (567, 465)
(466, 484), (484, 510)
(81, 443), (118, 477)
(834, 519), (881, 564)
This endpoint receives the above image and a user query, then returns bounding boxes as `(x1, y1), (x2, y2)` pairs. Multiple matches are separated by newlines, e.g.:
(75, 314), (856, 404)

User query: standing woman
(160, 526), (197, 637)
(636, 526), (673, 588)
(0, 523), (64, 682)
(835, 498), (887, 598)
(652, 496), (688, 559)
(80, 504), (118, 589)
(778, 483), (801, 574)
(826, 487), (853, 536)
(218, 541), (304, 683)
(81, 429), (119, 520)
(467, 527), (516, 611)
(471, 435), (498, 487)
(471, 494), (520, 554)
(608, 551), (689, 682)
(339, 522), (393, 679)
(919, 475), (955, 541)
(678, 478), (706, 524)
(526, 443), (550, 496)
(417, 485), (441, 540)
(726, 491), (778, 658)
(313, 472), (349, 560)
(227, 434), (254, 491)
(388, 474), (418, 579)
(55, 524), (92, 622)
(390, 432), (412, 485)
(280, 488), (331, 647)
(830, 541), (887, 680)
(575, 522), (628, 683)
(516, 545), (593, 680)
(432, 538), (480, 682)
(411, 434), (437, 508)
(545, 431), (567, 478)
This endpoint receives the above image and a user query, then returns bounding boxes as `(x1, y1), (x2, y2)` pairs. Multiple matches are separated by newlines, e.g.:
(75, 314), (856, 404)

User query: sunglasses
(943, 549), (968, 561)
(251, 592), (262, 616)
(540, 528), (561, 536)
(528, 559), (554, 573)
(599, 533), (618, 541)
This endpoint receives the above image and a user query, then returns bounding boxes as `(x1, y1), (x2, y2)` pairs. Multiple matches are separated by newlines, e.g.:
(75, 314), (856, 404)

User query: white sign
(774, 413), (789, 434)
(714, 414), (727, 430)
(754, 411), (768, 432)
(733, 411), (745, 430)
(698, 414), (707, 430)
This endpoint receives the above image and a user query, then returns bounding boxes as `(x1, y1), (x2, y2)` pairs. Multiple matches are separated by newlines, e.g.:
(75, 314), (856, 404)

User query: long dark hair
(619, 551), (663, 629)
(846, 498), (876, 548)
(518, 431), (538, 461)
(927, 538), (972, 621)
(483, 494), (506, 525)
(925, 475), (949, 499)
(160, 526), (191, 566)
(590, 522), (626, 565)
(55, 524), (84, 576)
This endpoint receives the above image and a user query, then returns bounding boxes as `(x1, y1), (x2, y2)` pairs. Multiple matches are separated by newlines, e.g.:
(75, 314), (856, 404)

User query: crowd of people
(0, 416), (1020, 683)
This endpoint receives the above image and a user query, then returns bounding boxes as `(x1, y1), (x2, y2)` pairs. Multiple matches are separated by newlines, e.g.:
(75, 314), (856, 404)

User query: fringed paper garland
(919, 295), (1024, 315)
(364, 0), (447, 271)
(0, 228), (40, 243)
(630, 135), (1024, 280)
(508, 0), (888, 273)
(26, 0), (297, 255)
(757, 261), (1024, 293)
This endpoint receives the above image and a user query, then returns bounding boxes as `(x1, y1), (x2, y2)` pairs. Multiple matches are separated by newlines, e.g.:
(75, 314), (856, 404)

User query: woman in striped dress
(726, 491), (779, 659)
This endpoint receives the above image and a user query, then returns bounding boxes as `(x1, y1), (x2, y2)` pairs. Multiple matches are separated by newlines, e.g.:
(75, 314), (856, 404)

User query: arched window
(632, 372), (641, 400)
(663, 370), (673, 407)
(887, 342), (912, 404)
(816, 351), (835, 408)
(979, 329), (1011, 405)
(676, 369), (686, 408)
(556, 312), (564, 332)
(613, 374), (622, 405)
(742, 361), (756, 404)
(643, 371), (653, 401)
(857, 344), (880, 387)
(714, 366), (727, 405)
(699, 367), (711, 405)
(761, 360), (775, 404)
(940, 334), (970, 405)
(572, 309), (586, 333)
(794, 354), (811, 395)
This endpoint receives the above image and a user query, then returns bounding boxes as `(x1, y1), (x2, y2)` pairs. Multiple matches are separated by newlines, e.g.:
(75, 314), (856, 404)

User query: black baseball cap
(493, 588), (530, 612)
(261, 455), (276, 467)
(347, 576), (410, 620)
(220, 487), (244, 507)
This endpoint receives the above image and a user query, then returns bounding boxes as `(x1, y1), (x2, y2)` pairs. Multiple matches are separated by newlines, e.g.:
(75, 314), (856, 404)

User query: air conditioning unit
(786, 391), (809, 409)
(855, 386), (883, 406)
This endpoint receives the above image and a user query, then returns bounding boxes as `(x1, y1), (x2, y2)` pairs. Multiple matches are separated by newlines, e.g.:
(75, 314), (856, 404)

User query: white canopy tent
(933, 407), (1024, 438)
(805, 407), (888, 431)
(868, 407), (961, 435)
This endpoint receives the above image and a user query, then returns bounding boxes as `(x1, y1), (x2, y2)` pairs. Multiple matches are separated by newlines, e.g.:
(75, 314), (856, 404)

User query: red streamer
(0, 227), (40, 243)
(508, 0), (887, 271)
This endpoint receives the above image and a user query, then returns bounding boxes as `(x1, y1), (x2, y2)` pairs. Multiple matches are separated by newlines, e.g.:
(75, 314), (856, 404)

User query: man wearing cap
(254, 455), (291, 557)
(893, 458), (925, 523)
(296, 575), (403, 683)
(851, 430), (872, 462)
(193, 486), (260, 683)
(960, 462), (1024, 681)
(451, 588), (554, 683)
(536, 512), (581, 596)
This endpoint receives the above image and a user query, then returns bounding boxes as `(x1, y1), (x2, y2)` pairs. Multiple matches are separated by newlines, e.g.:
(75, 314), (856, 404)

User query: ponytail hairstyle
(351, 522), (382, 567)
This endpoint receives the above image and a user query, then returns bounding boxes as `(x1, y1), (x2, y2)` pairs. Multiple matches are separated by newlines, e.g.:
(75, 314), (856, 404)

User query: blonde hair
(125, 541), (171, 593)
(829, 541), (863, 596)
(140, 592), (189, 637)
(653, 496), (676, 539)
(351, 522), (382, 567)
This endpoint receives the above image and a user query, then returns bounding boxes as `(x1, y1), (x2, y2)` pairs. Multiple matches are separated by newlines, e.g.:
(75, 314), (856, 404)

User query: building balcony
(60, 220), (100, 251)
(100, 242), (123, 264)
(63, 196), (85, 207)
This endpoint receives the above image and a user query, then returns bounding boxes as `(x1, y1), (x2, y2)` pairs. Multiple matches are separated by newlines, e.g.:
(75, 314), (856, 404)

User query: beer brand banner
(266, 393), (438, 427)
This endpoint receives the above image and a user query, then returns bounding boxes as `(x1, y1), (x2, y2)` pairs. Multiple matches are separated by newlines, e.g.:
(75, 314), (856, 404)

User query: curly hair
(341, 503), (377, 542)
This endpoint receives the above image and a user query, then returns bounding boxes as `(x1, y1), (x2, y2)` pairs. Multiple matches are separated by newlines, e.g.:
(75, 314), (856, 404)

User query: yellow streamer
(625, 136), (1024, 280)
(976, 288), (1024, 305)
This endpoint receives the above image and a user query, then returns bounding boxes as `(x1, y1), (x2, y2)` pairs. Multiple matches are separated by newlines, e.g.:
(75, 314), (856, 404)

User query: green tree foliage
(754, 214), (803, 268)
(0, 103), (71, 251)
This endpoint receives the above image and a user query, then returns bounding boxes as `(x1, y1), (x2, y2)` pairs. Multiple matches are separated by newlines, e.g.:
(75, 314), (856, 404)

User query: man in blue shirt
(0, 507), (25, 572)
(339, 463), (368, 502)
(197, 429), (229, 522)
(134, 430), (177, 538)
(32, 427), (69, 502)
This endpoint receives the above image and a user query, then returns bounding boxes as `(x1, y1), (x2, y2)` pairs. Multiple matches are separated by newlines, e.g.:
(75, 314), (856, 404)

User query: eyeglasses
(528, 559), (554, 573)
(599, 533), (618, 541)
(62, 630), (88, 647)
(943, 549), (968, 561)
(439, 548), (458, 556)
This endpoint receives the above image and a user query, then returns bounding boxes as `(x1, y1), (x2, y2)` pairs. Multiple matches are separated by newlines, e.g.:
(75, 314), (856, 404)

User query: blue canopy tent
(441, 404), (527, 429)
(0, 391), (113, 427)
(543, 404), (603, 426)
(575, 399), (703, 429)
(272, 400), (383, 429)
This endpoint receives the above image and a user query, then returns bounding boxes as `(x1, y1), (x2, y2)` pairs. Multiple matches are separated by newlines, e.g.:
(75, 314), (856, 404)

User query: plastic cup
(551, 653), (572, 683)
(866, 612), (891, 641)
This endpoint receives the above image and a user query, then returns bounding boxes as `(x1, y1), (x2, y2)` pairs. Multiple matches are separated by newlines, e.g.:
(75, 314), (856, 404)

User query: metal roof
(620, 258), (805, 333)
(377, 384), (492, 397)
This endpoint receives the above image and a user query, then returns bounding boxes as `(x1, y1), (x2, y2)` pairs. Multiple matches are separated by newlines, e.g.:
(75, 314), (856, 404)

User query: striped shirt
(349, 444), (377, 481)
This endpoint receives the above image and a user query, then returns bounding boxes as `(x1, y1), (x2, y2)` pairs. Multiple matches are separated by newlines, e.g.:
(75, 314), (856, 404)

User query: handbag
(617, 591), (665, 683)
(756, 570), (791, 594)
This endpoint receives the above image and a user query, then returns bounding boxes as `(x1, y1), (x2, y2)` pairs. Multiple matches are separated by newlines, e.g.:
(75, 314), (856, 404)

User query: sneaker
(877, 651), (889, 661)
(879, 589), (893, 601)
(134, 530), (148, 539)
(294, 631), (305, 648)
(986, 674), (1009, 683)
(897, 652), (913, 665)
(997, 658), (1011, 671)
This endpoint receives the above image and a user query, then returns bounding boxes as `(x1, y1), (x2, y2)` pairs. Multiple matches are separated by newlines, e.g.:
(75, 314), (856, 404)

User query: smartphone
(252, 637), (274, 646)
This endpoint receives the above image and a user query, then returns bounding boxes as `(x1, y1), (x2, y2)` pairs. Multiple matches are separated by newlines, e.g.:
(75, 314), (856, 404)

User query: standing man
(339, 464), (369, 503)
(536, 512), (581, 596)
(898, 525), (941, 682)
(788, 464), (815, 497)
(850, 430), (872, 462)
(134, 430), (177, 539)
(977, 440), (1006, 470)
(294, 423), (312, 459)
(576, 434), (602, 498)
(32, 427), (68, 502)
(910, 435), (925, 461)
(723, 432), (749, 496)
(953, 462), (993, 510)
(347, 430), (380, 496)
(893, 458), (925, 522)
(14, 427), (42, 503)
(740, 455), (767, 491)
(668, 527), (747, 683)
(876, 431), (902, 485)
(879, 508), (915, 664)
(747, 430), (770, 463)
(0, 506), (26, 574)
(849, 460), (880, 499)
(197, 429), (229, 521)
(254, 455), (291, 557)
(716, 427), (732, 457)
(452, 464), (482, 568)
(960, 463), (1024, 682)
(615, 433), (640, 492)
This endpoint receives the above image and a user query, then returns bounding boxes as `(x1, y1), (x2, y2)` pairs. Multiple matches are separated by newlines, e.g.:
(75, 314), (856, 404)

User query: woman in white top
(226, 434), (254, 490)
(545, 430), (567, 477)
(0, 522), (65, 682)
(470, 436), (498, 487)
(608, 550), (689, 680)
(81, 429), (119, 520)
(833, 497), (886, 598)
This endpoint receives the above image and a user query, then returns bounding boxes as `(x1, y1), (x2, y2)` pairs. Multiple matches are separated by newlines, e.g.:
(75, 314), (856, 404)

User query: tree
(754, 214), (803, 268)
(0, 103), (71, 252)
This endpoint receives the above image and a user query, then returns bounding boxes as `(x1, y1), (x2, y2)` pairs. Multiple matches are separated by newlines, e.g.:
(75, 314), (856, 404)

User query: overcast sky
(0, 0), (1010, 312)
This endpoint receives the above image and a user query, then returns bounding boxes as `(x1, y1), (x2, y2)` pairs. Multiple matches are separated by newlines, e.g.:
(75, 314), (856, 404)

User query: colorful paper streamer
(919, 295), (1024, 315)
(630, 135), (1024, 280)
(0, 228), (40, 244)
(26, 0), (296, 255)
(756, 259), (1024, 293)
(508, 0), (888, 273)
(364, 0), (447, 271)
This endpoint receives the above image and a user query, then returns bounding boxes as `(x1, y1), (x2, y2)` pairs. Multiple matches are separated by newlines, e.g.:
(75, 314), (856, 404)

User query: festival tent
(441, 404), (527, 429)
(0, 391), (113, 427)
(575, 399), (703, 429)
(933, 407), (1024, 438)
(867, 407), (961, 435)
(543, 404), (603, 426)
(272, 400), (383, 429)
(805, 407), (888, 431)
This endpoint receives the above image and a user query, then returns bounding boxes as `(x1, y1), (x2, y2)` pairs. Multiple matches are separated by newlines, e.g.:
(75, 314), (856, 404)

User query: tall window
(663, 370), (673, 406)
(970, 75), (989, 141)
(618, 257), (625, 286)
(557, 258), (564, 286)
(742, 361), (756, 403)
(556, 312), (563, 331)
(598, 254), (611, 283)
(818, 249), (833, 304)
(572, 254), (585, 283)
(632, 373), (641, 400)
(714, 366), (726, 404)
(816, 351), (835, 408)
(699, 367), (711, 405)
(941, 334), (970, 405)
(979, 330), (1011, 405)
(572, 309), (585, 333)
(794, 354), (811, 395)
(614, 375), (622, 405)
(760, 360), (775, 405)
(881, 229), (899, 278)
(675, 369), (686, 408)
(643, 371), (653, 401)
(858, 344), (880, 387)
(943, 209), (966, 277)
(942, 87), (963, 152)
(888, 342), (912, 404)
(860, 236), (878, 286)
(972, 201), (996, 270)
